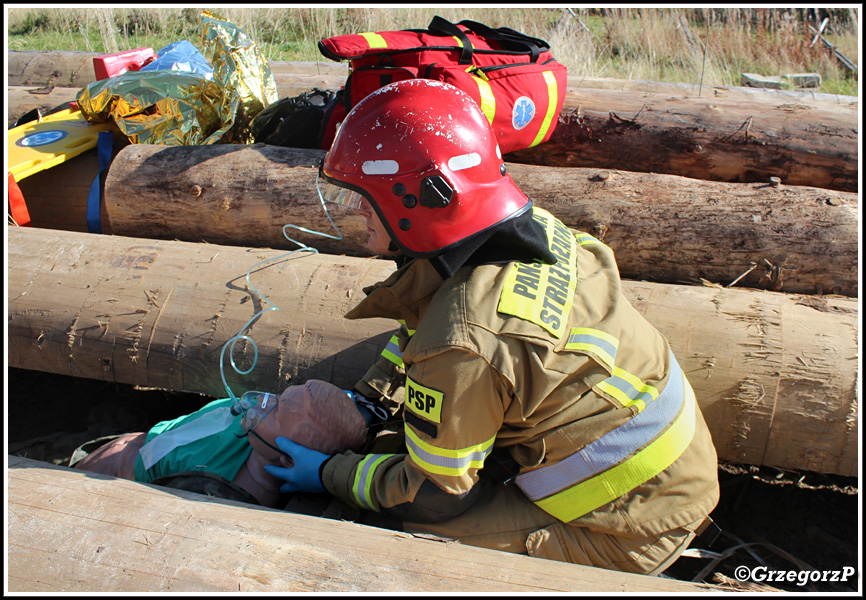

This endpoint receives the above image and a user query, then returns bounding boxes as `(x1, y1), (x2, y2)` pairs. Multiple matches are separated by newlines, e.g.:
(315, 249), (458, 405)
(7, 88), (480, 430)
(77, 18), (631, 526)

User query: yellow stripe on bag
(360, 32), (388, 49)
(468, 69), (496, 126)
(529, 71), (559, 147)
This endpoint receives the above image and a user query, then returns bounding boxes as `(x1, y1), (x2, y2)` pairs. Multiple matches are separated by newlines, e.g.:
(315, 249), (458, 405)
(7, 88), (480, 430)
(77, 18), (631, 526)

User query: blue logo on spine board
(17, 130), (68, 147)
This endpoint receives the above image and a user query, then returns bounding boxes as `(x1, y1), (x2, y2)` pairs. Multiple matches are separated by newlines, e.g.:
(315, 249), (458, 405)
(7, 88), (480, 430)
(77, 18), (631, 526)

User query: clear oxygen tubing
(219, 174), (344, 413)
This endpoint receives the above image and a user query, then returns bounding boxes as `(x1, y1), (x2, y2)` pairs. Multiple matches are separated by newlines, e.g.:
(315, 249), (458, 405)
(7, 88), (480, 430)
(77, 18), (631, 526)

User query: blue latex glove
(263, 437), (330, 494)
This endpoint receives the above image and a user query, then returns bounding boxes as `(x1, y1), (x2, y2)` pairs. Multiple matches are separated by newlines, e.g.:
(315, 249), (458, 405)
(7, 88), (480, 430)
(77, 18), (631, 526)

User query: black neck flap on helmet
(427, 203), (558, 280)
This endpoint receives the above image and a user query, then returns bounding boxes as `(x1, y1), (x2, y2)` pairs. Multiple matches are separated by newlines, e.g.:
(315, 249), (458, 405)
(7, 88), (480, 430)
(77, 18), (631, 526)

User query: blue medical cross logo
(512, 97), (535, 130)
(17, 130), (68, 147)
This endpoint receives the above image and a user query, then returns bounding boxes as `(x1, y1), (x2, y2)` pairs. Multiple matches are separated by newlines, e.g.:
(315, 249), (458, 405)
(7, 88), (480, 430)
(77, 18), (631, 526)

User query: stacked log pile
(101, 144), (858, 296)
(7, 226), (858, 477)
(7, 52), (860, 479)
(4, 48), (859, 596)
(9, 51), (859, 193)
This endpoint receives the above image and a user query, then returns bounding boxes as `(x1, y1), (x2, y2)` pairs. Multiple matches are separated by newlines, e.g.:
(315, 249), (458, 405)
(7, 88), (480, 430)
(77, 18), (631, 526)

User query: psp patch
(406, 377), (443, 424)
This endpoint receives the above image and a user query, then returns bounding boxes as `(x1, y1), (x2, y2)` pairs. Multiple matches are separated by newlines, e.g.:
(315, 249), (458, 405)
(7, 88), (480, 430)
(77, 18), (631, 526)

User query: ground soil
(6, 367), (860, 593)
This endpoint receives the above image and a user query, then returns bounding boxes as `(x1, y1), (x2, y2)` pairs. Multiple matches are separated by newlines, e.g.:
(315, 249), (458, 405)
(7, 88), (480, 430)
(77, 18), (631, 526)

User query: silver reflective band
(317, 170), (366, 210)
(516, 353), (685, 501)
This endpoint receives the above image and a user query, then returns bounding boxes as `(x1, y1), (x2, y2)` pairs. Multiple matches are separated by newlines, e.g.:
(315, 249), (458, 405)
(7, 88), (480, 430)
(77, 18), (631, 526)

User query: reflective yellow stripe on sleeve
(574, 232), (605, 246)
(381, 333), (404, 368)
(564, 328), (659, 412)
(405, 426), (494, 477)
(529, 71), (559, 147)
(352, 453), (395, 511)
(360, 32), (388, 49)
(597, 368), (660, 413)
(380, 322), (414, 368)
(537, 376), (694, 521)
(397, 320), (416, 337)
(564, 328), (619, 370)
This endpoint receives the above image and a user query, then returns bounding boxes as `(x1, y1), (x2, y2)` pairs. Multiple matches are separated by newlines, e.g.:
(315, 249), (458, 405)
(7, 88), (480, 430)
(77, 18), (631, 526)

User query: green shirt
(133, 397), (252, 483)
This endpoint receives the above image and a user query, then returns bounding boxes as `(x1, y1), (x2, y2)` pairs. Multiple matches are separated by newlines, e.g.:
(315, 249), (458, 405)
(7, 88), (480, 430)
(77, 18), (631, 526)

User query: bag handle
(427, 15), (474, 64)
(456, 19), (549, 62)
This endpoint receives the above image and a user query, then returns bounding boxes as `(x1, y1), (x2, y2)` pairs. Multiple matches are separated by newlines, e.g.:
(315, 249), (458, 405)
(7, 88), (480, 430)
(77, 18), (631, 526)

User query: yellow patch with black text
(498, 208), (577, 339)
(406, 377), (443, 424)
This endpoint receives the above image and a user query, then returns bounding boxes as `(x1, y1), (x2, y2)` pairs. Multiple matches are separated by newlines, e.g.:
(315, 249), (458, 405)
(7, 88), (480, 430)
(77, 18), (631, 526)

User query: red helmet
(319, 79), (531, 258)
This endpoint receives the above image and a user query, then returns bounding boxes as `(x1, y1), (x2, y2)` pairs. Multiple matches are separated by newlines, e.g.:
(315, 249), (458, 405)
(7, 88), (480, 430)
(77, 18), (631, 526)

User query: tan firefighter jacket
(321, 207), (719, 537)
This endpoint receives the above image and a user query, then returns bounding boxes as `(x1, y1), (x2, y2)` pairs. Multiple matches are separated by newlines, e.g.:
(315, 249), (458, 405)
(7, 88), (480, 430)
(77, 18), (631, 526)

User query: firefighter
(265, 79), (720, 574)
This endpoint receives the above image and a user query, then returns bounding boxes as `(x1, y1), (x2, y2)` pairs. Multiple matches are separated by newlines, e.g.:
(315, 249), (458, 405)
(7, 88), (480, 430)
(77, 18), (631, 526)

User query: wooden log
(6, 226), (859, 476)
(7, 86), (81, 127)
(7, 51), (349, 88)
(5, 225), (392, 398)
(11, 51), (858, 105)
(6, 456), (714, 593)
(103, 144), (859, 296)
(8, 52), (859, 191)
(8, 51), (99, 88)
(506, 88), (859, 193)
(13, 139), (126, 235)
(563, 75), (860, 106)
(13, 148), (104, 234)
(9, 74), (858, 130)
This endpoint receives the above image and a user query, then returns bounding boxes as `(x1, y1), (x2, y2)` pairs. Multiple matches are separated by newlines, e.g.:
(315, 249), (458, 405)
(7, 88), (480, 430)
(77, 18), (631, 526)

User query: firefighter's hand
(263, 437), (329, 494)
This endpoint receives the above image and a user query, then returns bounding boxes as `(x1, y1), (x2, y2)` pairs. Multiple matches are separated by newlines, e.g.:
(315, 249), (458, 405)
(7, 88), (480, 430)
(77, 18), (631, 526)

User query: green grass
(6, 6), (859, 96)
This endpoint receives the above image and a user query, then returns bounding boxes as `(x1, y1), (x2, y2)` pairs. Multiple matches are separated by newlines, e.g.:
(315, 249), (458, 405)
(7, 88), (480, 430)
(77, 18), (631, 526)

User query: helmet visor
(316, 167), (366, 210)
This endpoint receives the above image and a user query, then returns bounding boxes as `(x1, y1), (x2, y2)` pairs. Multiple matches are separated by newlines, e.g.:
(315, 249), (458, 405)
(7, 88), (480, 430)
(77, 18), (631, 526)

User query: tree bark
(7, 456), (715, 593)
(102, 144), (858, 296)
(8, 51), (859, 191)
(8, 51), (99, 89)
(506, 88), (859, 193)
(13, 148), (103, 233)
(7, 86), (81, 127)
(7, 51), (349, 88)
(7, 226), (858, 476)
(11, 51), (857, 105)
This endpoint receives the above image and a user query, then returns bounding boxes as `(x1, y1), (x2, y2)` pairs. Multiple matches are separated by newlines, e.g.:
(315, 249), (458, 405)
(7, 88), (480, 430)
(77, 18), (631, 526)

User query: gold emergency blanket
(76, 11), (278, 145)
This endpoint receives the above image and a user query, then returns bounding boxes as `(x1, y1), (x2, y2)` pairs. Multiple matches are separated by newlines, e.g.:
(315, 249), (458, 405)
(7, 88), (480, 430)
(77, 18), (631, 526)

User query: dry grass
(6, 6), (859, 95)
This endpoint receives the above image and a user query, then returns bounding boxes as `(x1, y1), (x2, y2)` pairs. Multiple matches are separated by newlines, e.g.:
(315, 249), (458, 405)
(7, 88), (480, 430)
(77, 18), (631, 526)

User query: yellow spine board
(7, 109), (116, 181)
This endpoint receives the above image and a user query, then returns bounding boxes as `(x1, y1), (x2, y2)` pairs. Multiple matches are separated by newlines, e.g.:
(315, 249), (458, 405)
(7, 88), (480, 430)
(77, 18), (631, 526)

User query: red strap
(8, 172), (32, 227)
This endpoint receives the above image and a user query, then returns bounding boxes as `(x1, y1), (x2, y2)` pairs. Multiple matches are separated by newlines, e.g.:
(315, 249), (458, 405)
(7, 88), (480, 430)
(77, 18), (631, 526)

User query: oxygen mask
(236, 390), (292, 460)
(235, 390), (279, 430)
